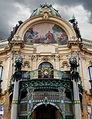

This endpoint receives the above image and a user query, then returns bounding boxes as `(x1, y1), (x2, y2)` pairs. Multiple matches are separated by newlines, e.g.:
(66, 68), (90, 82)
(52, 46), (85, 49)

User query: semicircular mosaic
(24, 23), (68, 45)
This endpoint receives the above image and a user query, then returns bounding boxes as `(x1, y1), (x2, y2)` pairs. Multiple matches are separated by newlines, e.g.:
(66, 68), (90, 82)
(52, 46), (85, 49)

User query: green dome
(30, 3), (61, 18)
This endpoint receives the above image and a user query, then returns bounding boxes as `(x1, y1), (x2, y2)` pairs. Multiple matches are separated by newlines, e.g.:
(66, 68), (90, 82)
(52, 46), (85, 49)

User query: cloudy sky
(0, 0), (92, 40)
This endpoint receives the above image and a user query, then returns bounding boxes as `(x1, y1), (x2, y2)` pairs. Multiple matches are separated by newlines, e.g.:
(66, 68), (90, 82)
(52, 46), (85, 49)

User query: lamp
(10, 55), (23, 119)
(15, 55), (23, 71)
(14, 55), (23, 81)
(69, 56), (79, 82)
(69, 56), (78, 70)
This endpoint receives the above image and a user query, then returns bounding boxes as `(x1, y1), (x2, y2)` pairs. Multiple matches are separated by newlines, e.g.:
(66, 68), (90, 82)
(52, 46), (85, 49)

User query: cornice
(68, 40), (92, 56)
(68, 40), (83, 48)
(81, 47), (92, 55)
(0, 45), (10, 55)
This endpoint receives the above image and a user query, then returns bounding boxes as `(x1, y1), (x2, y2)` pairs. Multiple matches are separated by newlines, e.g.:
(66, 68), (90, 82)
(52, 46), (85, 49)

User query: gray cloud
(0, 0), (92, 39)
(0, 1), (18, 39)
(15, 0), (92, 16)
(0, 0), (28, 39)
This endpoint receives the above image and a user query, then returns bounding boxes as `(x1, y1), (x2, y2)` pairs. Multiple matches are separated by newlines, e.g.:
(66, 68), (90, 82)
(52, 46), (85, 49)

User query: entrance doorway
(32, 104), (60, 119)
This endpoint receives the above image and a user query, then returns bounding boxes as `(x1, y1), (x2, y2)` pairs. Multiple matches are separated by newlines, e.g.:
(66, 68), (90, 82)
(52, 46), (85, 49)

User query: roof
(30, 3), (61, 18)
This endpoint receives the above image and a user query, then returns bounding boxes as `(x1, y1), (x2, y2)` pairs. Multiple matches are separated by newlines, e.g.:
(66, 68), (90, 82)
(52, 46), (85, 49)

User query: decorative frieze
(61, 61), (69, 68)
(23, 61), (30, 68)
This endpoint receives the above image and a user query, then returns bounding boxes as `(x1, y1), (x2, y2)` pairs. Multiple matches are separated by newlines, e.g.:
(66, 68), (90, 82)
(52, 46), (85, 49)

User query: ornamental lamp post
(11, 55), (23, 119)
(69, 56), (79, 82)
(69, 56), (77, 70)
(15, 55), (23, 71)
(69, 56), (81, 119)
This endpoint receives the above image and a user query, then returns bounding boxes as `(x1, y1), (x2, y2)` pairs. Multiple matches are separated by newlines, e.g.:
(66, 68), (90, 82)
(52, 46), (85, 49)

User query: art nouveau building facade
(0, 3), (92, 119)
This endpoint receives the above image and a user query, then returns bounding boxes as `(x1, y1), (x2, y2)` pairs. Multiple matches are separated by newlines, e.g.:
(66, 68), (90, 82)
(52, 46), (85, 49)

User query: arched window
(0, 66), (4, 92)
(0, 66), (3, 81)
(88, 66), (92, 80)
(38, 62), (53, 78)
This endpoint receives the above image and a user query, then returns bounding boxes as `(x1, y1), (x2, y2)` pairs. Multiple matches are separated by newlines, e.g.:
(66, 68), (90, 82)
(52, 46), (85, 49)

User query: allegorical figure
(45, 31), (56, 43)
(58, 32), (68, 45)
(25, 28), (38, 39)
(24, 28), (39, 44)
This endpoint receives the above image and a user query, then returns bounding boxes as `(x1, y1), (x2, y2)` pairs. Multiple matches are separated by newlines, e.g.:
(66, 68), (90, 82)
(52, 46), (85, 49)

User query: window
(88, 66), (92, 80)
(21, 71), (30, 80)
(0, 66), (3, 81)
(38, 62), (53, 78)
(0, 66), (4, 91)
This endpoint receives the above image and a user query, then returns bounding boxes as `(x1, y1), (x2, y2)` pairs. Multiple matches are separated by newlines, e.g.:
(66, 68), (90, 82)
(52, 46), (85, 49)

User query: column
(73, 80), (81, 119)
(11, 80), (19, 119)
(54, 54), (60, 78)
(32, 55), (37, 70)
(55, 54), (60, 70)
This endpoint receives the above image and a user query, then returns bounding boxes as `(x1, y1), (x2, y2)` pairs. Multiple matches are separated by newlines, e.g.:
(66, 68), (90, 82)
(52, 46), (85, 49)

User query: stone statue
(69, 16), (82, 42)
(8, 20), (23, 41)
(73, 21), (82, 41)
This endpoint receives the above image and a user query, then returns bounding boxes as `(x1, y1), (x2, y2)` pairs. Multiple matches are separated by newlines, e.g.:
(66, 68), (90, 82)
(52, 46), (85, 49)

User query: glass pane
(0, 67), (2, 78)
(65, 104), (73, 114)
(1, 67), (4, 80)
(19, 103), (27, 114)
(0, 66), (3, 80)
(66, 117), (74, 119)
(38, 62), (53, 78)
(88, 69), (90, 80)
(90, 67), (92, 80)
(88, 67), (92, 80)
(19, 116), (27, 119)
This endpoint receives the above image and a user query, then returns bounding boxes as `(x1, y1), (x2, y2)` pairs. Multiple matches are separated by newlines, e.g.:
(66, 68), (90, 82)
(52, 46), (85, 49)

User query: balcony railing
(18, 91), (73, 115)
(21, 69), (70, 80)
(32, 92), (60, 100)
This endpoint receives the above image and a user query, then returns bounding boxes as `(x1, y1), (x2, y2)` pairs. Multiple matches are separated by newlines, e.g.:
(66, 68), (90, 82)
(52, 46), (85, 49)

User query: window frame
(0, 66), (3, 80)
(88, 66), (92, 80)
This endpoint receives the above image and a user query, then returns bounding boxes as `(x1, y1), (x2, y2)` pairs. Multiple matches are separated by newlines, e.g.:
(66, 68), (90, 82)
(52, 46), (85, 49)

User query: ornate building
(0, 3), (92, 119)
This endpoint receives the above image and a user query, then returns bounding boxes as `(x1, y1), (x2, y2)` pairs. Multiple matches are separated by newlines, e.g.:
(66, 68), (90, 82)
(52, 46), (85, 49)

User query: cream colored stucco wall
(0, 15), (92, 119)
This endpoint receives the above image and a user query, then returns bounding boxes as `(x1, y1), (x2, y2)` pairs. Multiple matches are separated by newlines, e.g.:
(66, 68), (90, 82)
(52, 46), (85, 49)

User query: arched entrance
(32, 104), (61, 119)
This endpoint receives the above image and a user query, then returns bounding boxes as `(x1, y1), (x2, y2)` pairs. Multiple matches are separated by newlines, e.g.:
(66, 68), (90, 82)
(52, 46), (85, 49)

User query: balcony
(17, 69), (73, 116)
(19, 87), (73, 115)
(19, 78), (72, 92)
(21, 69), (71, 80)
(33, 92), (59, 101)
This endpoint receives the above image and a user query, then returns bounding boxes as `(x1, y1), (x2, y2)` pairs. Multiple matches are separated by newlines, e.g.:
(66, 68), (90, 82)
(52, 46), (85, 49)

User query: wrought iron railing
(18, 78), (73, 117)
(32, 92), (59, 100)
(18, 91), (73, 115)
(18, 103), (27, 114)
